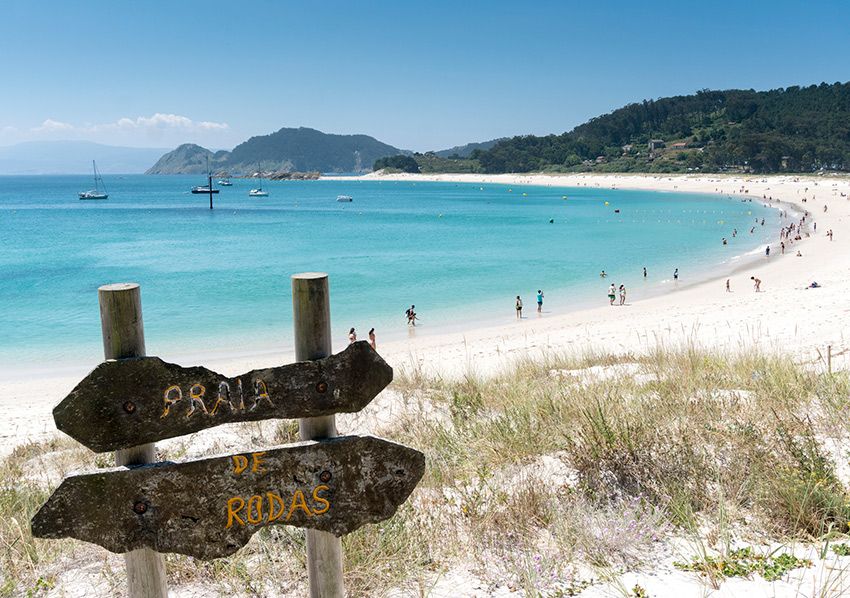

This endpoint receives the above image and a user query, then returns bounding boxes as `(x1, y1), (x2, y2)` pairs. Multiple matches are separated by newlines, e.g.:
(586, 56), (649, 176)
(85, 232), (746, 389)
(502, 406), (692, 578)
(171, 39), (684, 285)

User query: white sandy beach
(4, 172), (849, 453)
(6, 172), (850, 598)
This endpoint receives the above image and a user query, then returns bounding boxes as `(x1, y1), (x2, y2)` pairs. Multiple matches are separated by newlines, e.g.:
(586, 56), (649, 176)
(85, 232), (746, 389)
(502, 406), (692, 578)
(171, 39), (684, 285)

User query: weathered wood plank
(31, 435), (425, 560)
(53, 341), (392, 452)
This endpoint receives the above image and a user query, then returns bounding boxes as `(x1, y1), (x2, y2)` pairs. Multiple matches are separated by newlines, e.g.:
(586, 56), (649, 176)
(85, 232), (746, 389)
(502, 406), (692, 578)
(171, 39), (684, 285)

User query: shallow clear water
(0, 175), (776, 371)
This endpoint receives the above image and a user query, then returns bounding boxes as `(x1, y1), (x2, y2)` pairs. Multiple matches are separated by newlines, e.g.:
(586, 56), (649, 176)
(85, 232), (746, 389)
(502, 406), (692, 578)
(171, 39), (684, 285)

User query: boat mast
(207, 156), (213, 210)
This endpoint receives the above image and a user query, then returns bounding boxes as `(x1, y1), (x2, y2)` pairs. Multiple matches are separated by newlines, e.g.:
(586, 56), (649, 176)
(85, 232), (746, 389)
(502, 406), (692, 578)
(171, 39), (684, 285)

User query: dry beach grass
(4, 347), (850, 597)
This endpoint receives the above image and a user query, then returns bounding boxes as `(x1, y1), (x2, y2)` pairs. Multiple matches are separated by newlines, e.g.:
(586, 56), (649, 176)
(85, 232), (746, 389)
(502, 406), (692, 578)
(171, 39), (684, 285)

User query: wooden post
(292, 273), (344, 598)
(98, 283), (168, 598)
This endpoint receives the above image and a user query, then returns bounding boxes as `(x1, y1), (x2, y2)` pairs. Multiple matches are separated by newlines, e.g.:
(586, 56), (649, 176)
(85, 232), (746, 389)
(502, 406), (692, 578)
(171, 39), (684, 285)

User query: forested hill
(471, 83), (850, 174)
(146, 127), (406, 174)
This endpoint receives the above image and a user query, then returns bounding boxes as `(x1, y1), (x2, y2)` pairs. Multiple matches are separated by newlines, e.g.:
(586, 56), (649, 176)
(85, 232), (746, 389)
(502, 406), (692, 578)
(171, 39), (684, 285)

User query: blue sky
(2, 0), (848, 151)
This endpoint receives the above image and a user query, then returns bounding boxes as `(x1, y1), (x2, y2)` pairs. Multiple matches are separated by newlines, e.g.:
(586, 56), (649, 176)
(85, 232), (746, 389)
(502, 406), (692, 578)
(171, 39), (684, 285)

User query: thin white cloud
(32, 119), (75, 133)
(32, 113), (229, 134)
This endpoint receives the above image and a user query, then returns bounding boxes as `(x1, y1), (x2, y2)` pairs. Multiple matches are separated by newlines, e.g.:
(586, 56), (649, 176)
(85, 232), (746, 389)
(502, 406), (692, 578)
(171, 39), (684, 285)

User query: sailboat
(78, 160), (109, 200)
(191, 157), (219, 194)
(249, 163), (269, 197)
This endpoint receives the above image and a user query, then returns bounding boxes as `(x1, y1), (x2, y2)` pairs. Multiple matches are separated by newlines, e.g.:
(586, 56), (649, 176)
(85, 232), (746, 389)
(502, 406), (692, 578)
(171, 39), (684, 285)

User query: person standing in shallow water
(673, 268), (679, 281)
(515, 296), (523, 319)
(643, 266), (647, 278)
(536, 290), (544, 313)
(368, 328), (376, 350)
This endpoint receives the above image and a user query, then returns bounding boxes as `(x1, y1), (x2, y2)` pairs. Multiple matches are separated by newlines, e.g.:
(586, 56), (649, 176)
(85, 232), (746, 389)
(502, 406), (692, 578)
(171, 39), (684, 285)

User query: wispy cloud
(32, 113), (230, 134)
(32, 119), (75, 133)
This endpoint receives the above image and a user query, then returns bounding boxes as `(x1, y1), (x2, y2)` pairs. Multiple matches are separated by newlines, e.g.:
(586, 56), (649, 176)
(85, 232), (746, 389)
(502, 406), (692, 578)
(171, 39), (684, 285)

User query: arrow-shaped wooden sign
(53, 341), (392, 452)
(31, 435), (425, 560)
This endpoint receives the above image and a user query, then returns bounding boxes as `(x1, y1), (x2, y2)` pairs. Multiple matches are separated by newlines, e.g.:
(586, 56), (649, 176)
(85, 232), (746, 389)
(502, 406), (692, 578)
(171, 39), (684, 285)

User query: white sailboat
(78, 160), (108, 200)
(249, 163), (269, 197)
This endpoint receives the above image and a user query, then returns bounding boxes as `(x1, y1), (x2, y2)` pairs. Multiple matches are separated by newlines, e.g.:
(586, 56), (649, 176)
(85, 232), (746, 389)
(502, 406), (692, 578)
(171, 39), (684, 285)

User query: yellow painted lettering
(226, 496), (245, 528)
(246, 495), (263, 524)
(161, 385), (182, 418)
(267, 492), (286, 522)
(312, 485), (330, 515)
(286, 490), (313, 520)
(186, 383), (208, 418)
(250, 452), (266, 474)
(232, 455), (249, 474)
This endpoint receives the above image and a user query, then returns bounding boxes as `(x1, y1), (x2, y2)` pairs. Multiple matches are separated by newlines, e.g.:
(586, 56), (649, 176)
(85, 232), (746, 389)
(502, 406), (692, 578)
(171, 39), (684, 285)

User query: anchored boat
(78, 160), (108, 200)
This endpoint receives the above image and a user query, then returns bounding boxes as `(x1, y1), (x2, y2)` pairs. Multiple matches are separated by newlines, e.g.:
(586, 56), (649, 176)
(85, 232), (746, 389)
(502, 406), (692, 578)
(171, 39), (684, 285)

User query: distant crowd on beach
(355, 181), (838, 340)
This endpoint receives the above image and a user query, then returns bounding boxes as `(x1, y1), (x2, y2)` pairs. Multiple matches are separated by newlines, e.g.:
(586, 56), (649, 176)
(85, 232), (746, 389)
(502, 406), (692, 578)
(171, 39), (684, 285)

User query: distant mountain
(146, 127), (407, 174)
(0, 141), (169, 174)
(434, 138), (505, 158)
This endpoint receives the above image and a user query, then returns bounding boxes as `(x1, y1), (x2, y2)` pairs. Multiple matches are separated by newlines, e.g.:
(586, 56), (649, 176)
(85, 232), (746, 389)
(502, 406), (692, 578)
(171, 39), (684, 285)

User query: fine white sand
(3, 172), (849, 453)
(349, 172), (850, 380)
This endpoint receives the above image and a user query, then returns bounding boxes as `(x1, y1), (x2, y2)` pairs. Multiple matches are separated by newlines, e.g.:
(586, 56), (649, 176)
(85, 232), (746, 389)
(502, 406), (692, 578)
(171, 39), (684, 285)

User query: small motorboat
(336, 195), (353, 202)
(191, 186), (219, 194)
(249, 188), (269, 197)
(217, 179), (233, 186)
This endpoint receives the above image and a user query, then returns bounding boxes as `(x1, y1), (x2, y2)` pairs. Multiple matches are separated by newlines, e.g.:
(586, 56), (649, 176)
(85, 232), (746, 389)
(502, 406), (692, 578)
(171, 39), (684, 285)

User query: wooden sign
(31, 435), (424, 560)
(54, 341), (392, 452)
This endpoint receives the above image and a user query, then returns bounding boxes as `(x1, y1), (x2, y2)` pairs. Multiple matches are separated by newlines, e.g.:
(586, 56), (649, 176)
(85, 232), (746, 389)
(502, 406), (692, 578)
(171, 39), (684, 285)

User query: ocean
(0, 175), (777, 373)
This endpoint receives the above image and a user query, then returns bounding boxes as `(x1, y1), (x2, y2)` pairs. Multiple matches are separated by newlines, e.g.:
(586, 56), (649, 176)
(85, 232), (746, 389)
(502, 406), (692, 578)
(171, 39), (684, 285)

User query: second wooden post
(292, 272), (345, 598)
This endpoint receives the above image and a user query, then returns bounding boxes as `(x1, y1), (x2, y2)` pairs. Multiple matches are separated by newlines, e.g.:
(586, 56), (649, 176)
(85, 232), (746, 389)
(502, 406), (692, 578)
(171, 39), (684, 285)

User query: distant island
(145, 127), (409, 175)
(374, 82), (850, 175)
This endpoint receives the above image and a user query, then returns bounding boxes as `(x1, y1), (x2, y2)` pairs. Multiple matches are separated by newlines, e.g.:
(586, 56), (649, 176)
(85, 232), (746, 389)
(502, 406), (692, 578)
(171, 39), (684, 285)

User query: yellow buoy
(604, 201), (609, 206)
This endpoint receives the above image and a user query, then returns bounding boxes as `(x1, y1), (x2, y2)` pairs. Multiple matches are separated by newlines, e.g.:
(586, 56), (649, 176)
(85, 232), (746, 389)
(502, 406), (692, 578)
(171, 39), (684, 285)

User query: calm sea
(0, 175), (776, 373)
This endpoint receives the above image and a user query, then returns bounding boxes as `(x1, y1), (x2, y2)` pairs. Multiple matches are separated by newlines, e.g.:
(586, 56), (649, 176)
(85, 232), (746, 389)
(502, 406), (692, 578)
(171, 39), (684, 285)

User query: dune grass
(2, 348), (850, 596)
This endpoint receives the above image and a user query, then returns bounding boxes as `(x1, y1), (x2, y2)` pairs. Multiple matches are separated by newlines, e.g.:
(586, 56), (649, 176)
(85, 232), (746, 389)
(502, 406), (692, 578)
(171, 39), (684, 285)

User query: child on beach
(608, 284), (616, 305)
(515, 296), (523, 319)
(750, 276), (762, 292)
(536, 290), (544, 312)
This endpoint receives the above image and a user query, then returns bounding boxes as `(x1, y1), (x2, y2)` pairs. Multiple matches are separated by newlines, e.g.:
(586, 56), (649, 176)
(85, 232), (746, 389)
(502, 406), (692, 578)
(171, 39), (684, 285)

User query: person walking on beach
(368, 328), (376, 350)
(726, 279), (731, 292)
(765, 245), (770, 257)
(348, 328), (357, 343)
(608, 283), (616, 305)
(781, 241), (785, 254)
(515, 296), (523, 319)
(536, 290), (544, 313)
(751, 276), (762, 292)
(619, 284), (626, 305)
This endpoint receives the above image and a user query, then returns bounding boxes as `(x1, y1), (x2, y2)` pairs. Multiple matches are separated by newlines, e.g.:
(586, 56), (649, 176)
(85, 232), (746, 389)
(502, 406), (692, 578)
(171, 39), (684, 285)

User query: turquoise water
(0, 175), (777, 372)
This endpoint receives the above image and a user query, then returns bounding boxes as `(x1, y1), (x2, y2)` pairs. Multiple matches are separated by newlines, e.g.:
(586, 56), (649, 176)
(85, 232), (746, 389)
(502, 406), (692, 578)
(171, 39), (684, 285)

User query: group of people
(515, 290), (545, 318)
(348, 327), (377, 349)
(607, 283), (627, 306)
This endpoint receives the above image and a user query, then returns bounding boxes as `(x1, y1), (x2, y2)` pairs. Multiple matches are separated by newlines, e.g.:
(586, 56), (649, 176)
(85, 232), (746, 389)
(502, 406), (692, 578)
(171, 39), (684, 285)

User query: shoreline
(3, 172), (848, 453)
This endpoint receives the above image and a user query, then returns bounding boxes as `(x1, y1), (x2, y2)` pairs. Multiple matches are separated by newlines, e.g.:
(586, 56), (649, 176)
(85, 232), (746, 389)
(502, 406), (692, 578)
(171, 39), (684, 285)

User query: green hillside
(146, 127), (406, 174)
(471, 82), (850, 174)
